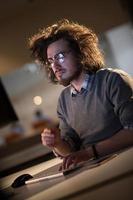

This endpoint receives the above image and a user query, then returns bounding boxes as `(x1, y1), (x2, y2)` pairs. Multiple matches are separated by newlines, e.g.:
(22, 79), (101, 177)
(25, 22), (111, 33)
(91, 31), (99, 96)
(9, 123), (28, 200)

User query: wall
(106, 22), (133, 75)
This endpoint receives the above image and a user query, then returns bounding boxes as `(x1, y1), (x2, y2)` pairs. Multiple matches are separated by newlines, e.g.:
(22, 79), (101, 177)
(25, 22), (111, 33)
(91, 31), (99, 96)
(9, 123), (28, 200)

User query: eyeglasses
(46, 50), (71, 68)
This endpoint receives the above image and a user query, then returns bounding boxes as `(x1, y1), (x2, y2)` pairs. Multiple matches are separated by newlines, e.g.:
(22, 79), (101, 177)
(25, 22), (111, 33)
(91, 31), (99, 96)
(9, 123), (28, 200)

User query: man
(29, 19), (133, 170)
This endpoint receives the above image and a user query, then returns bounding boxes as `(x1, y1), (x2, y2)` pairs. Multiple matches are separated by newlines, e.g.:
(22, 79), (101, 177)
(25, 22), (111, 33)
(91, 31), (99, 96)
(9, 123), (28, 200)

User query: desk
(1, 147), (133, 200)
(0, 133), (53, 177)
(0, 144), (51, 170)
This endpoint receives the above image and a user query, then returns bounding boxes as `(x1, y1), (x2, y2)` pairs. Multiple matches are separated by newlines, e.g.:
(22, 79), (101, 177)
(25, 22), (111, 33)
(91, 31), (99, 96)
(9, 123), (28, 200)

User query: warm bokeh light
(33, 96), (42, 105)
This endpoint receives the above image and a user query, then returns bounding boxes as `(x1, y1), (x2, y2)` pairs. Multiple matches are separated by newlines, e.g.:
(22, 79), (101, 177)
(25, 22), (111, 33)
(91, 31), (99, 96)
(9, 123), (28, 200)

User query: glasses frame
(46, 50), (71, 68)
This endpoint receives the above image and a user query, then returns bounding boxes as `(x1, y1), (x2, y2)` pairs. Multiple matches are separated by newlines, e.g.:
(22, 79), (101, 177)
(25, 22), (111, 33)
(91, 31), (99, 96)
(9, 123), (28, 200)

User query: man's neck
(71, 71), (86, 92)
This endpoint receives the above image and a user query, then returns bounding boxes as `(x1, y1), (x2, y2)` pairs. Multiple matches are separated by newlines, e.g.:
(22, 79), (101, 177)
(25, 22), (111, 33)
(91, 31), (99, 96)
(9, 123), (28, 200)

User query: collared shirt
(70, 74), (90, 96)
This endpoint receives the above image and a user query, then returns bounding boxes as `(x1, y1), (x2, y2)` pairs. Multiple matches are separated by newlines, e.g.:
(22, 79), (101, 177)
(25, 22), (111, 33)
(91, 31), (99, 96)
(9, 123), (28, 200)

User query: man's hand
(41, 128), (61, 149)
(60, 149), (93, 170)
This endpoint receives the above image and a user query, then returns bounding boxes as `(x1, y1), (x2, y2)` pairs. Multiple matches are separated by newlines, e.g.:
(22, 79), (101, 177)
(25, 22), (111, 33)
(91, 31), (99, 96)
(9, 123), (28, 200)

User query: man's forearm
(95, 129), (133, 157)
(54, 129), (133, 159)
(54, 140), (72, 157)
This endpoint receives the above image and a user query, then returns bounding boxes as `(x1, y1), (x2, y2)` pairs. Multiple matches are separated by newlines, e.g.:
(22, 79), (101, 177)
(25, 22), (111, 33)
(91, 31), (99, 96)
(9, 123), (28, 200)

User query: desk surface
(1, 147), (133, 200)
(0, 143), (53, 177)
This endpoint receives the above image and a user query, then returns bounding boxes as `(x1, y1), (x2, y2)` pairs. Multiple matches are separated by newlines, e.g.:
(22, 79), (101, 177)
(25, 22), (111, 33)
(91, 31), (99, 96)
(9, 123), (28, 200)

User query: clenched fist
(41, 128), (61, 149)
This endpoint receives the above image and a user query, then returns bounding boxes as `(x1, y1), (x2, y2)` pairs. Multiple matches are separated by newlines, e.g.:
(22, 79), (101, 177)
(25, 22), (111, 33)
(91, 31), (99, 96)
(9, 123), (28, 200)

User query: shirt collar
(70, 74), (90, 96)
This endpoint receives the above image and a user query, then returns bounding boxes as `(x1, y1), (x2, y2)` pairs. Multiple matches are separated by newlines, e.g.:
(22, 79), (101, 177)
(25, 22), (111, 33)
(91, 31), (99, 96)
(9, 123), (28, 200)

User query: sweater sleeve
(57, 94), (81, 151)
(107, 70), (133, 129)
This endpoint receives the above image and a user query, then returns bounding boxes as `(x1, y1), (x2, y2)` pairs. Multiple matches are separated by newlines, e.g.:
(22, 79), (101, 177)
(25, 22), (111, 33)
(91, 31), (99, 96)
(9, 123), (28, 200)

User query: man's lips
(55, 69), (65, 76)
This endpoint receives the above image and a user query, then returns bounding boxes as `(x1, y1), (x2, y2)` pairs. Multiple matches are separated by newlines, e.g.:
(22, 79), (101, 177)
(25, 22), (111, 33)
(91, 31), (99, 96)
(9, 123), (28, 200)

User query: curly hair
(29, 19), (105, 83)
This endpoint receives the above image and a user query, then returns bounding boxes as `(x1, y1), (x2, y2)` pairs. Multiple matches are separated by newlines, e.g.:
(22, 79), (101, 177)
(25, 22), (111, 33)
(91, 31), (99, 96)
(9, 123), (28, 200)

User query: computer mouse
(11, 174), (33, 188)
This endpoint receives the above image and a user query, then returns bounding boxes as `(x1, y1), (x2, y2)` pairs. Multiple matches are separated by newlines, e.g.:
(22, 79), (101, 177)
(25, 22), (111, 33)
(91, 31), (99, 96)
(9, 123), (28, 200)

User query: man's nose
(52, 59), (61, 69)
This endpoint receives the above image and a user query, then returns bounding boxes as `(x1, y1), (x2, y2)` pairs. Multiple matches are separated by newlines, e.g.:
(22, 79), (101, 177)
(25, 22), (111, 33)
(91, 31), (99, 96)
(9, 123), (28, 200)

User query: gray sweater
(57, 68), (133, 150)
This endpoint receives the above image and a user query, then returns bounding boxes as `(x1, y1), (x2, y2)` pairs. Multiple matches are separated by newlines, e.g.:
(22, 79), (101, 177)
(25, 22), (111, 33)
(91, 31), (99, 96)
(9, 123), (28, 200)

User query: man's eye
(57, 53), (64, 59)
(58, 57), (64, 63)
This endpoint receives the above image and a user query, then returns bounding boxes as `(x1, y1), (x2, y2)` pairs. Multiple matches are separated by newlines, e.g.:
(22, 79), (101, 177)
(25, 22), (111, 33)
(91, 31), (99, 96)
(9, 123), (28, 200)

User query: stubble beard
(58, 66), (83, 86)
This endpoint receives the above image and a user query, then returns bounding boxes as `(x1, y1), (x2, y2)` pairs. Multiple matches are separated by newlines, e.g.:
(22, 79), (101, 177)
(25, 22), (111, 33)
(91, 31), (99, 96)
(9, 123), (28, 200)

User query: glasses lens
(57, 53), (64, 64)
(47, 51), (69, 67)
